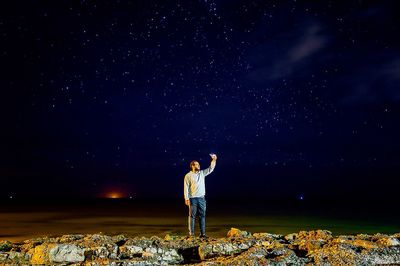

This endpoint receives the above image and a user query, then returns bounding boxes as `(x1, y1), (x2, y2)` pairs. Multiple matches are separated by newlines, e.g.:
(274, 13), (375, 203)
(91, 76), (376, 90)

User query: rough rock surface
(49, 244), (85, 263)
(0, 228), (399, 265)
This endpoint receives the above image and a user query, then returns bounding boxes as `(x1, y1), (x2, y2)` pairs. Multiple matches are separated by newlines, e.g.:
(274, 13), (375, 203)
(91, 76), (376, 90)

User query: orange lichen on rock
(28, 243), (57, 264)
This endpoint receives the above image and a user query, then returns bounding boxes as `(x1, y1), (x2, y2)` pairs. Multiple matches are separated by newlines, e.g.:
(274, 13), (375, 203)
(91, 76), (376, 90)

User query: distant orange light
(106, 191), (123, 199)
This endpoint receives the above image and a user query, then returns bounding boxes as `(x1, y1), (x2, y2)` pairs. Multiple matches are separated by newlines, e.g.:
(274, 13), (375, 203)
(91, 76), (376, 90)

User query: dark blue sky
(1, 0), (399, 200)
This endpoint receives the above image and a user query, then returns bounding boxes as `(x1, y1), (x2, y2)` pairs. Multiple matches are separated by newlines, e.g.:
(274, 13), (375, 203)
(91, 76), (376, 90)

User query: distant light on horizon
(99, 185), (132, 199)
(105, 191), (123, 199)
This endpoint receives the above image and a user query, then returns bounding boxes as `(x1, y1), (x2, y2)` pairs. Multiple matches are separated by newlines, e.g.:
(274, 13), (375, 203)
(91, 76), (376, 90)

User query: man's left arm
(202, 155), (217, 177)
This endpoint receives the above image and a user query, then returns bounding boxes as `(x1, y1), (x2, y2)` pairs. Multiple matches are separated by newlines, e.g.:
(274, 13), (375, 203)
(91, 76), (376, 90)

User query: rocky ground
(1, 228), (400, 265)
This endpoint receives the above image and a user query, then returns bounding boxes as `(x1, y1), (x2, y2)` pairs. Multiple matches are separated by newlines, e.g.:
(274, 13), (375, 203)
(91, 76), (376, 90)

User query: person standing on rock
(184, 153), (217, 239)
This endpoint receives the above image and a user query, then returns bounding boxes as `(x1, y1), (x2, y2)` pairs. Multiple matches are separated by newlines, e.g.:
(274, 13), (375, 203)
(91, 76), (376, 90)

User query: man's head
(190, 160), (200, 172)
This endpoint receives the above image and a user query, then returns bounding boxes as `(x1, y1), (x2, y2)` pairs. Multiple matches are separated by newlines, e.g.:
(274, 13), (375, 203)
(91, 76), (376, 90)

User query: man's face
(192, 161), (200, 171)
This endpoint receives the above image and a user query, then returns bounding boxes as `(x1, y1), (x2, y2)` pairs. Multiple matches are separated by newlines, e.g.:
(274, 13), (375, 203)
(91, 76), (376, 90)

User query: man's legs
(188, 198), (198, 236)
(198, 197), (206, 236)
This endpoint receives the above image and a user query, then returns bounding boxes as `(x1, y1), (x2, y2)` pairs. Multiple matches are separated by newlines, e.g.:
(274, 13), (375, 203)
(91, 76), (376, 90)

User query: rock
(92, 243), (118, 259)
(20, 240), (41, 252)
(119, 245), (144, 258)
(376, 237), (400, 247)
(285, 233), (297, 242)
(49, 244), (85, 263)
(308, 243), (359, 265)
(361, 246), (400, 265)
(7, 251), (26, 261)
(59, 234), (85, 243)
(297, 239), (327, 253)
(297, 230), (333, 241)
(238, 243), (249, 249)
(221, 244), (311, 265)
(145, 246), (158, 255)
(284, 230), (333, 255)
(333, 237), (379, 249)
(1, 229), (400, 265)
(160, 248), (182, 263)
(78, 233), (120, 260)
(309, 243), (400, 265)
(125, 237), (154, 249)
(227, 227), (251, 238)
(142, 251), (155, 259)
(164, 234), (180, 241)
(112, 234), (128, 246)
(258, 240), (271, 247)
(198, 240), (245, 260)
(0, 252), (8, 262)
(28, 243), (57, 264)
(253, 232), (282, 241)
(0, 241), (12, 252)
(87, 233), (113, 243)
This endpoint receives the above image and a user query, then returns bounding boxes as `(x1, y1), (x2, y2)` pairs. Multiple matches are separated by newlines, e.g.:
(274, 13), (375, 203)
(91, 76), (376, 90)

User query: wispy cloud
(246, 21), (330, 83)
(340, 57), (400, 105)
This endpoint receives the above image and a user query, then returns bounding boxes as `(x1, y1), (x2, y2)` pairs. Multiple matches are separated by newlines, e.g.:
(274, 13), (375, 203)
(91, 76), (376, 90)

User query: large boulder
(28, 243), (57, 264)
(49, 244), (85, 263)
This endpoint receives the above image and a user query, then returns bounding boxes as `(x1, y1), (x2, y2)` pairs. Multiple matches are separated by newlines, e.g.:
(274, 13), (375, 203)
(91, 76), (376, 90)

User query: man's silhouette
(184, 154), (217, 239)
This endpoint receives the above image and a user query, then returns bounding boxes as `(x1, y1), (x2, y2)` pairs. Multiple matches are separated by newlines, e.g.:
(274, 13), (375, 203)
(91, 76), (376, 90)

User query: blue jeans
(188, 197), (206, 236)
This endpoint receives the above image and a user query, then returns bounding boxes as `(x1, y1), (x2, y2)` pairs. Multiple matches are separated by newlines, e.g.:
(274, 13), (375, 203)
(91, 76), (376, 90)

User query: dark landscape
(2, 0), (400, 264)
(1, 198), (399, 242)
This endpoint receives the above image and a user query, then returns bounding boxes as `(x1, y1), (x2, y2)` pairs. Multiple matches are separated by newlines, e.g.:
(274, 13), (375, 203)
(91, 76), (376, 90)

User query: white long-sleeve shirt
(184, 160), (216, 200)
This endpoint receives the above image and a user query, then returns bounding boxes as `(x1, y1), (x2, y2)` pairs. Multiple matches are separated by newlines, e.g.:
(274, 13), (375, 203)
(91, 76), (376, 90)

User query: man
(184, 153), (217, 239)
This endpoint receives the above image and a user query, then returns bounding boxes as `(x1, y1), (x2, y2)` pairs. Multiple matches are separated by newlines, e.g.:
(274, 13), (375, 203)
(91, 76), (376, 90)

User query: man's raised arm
(202, 154), (217, 176)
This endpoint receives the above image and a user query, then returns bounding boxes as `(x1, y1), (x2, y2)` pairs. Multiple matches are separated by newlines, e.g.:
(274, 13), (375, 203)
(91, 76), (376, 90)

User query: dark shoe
(199, 234), (208, 240)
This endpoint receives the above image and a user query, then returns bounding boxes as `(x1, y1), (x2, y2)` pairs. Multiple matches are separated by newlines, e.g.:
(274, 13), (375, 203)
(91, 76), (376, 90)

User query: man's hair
(190, 160), (197, 169)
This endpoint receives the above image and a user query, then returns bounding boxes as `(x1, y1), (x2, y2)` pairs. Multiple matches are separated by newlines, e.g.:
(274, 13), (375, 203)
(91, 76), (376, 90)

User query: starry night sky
(1, 0), (400, 200)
